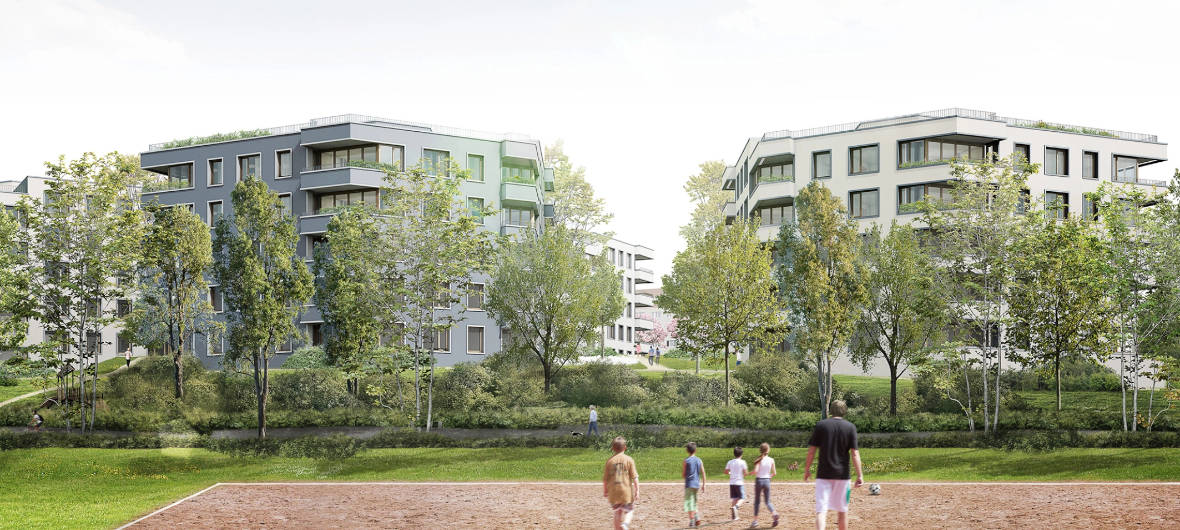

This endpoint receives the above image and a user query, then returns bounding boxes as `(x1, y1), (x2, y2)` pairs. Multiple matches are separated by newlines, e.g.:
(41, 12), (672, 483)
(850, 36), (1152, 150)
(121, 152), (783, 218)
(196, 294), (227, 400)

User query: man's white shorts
(815, 479), (851, 513)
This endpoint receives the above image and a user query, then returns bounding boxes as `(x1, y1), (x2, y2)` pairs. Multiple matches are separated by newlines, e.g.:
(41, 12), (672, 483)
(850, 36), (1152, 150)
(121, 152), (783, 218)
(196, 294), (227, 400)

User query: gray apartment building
(139, 114), (554, 368)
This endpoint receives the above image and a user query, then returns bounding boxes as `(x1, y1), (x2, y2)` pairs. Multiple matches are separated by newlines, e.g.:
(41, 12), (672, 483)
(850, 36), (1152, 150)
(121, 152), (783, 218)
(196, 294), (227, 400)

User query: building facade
(139, 114), (554, 368)
(586, 237), (655, 354)
(635, 287), (676, 351)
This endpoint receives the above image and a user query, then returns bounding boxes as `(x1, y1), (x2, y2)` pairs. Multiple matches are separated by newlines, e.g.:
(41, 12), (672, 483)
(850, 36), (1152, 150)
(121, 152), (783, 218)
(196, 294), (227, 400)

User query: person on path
(634, 343), (641, 357)
(30, 410), (43, 432)
(588, 405), (599, 436)
(682, 441), (706, 527)
(124, 349), (131, 367)
(725, 446), (749, 521)
(647, 345), (654, 366)
(749, 442), (780, 528)
(804, 400), (863, 530)
(655, 346), (661, 365)
(603, 436), (639, 530)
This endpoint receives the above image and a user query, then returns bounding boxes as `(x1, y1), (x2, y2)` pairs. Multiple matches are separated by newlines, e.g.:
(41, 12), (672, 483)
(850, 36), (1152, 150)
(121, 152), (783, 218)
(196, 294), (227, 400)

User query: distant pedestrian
(682, 441), (706, 527)
(804, 400), (863, 530)
(750, 442), (780, 527)
(655, 347), (661, 365)
(588, 405), (599, 436)
(30, 410), (43, 432)
(124, 349), (131, 367)
(603, 436), (639, 530)
(634, 343), (641, 356)
(647, 346), (654, 366)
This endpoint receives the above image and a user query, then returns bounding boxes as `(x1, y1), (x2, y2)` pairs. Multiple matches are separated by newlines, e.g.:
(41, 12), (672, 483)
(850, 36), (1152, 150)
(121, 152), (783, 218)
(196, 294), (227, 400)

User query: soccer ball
(868, 483), (881, 496)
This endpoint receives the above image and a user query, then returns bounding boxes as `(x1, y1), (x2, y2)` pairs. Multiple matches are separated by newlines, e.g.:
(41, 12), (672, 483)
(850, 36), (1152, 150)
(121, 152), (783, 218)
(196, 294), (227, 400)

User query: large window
(848, 145), (879, 175)
(278, 194), (292, 217)
(1045, 147), (1069, 176)
(1113, 156), (1138, 183)
(504, 208), (533, 227)
(315, 189), (378, 213)
(315, 144), (403, 171)
(467, 326), (485, 354)
(208, 159), (223, 186)
(755, 204), (792, 226)
(467, 283), (484, 310)
(168, 164), (193, 189)
(238, 155), (260, 180)
(812, 151), (832, 179)
(467, 154), (484, 182)
(756, 162), (793, 184)
(207, 200), (223, 226)
(502, 166), (535, 183)
(1046, 191), (1069, 219)
(276, 150), (292, 178)
(899, 139), (987, 166)
(1083, 151), (1098, 179)
(898, 181), (954, 213)
(430, 328), (451, 352)
(467, 197), (485, 224)
(848, 189), (879, 218)
(423, 149), (450, 175)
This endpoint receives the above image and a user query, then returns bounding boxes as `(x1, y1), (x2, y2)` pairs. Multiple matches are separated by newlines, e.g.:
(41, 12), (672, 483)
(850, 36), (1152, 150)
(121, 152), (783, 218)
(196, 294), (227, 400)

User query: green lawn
(833, 375), (915, 400)
(0, 358), (129, 404)
(1, 446), (1177, 528)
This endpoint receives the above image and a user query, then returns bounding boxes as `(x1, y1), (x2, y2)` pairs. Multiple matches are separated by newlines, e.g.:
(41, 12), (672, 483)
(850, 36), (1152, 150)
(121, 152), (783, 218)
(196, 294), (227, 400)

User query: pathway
(0, 356), (143, 408)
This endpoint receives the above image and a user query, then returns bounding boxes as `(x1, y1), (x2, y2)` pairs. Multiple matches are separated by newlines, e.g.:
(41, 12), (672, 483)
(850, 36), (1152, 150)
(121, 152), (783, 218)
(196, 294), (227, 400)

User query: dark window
(315, 189), (378, 213)
(116, 299), (131, 317)
(467, 283), (484, 310)
(898, 181), (954, 213)
(1081, 194), (1100, 221)
(1083, 151), (1098, 179)
(168, 164), (193, 189)
(1014, 144), (1031, 164)
(315, 144), (402, 170)
(1045, 147), (1068, 176)
(848, 189), (879, 218)
(276, 151), (292, 178)
(209, 286), (224, 312)
(238, 155), (260, 180)
(848, 145), (879, 175)
(812, 151), (832, 179)
(756, 205), (792, 226)
(207, 200), (223, 226)
(1046, 191), (1069, 219)
(467, 327), (485, 354)
(208, 159), (223, 186)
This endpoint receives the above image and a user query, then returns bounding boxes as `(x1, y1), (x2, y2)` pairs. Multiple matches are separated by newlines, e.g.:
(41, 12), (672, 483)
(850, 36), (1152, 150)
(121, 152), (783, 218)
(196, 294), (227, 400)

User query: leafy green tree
(212, 176), (313, 439)
(661, 219), (784, 406)
(851, 223), (948, 415)
(545, 140), (613, 244)
(486, 226), (624, 392)
(777, 181), (869, 417)
(1009, 212), (1113, 411)
(679, 160), (730, 244)
(130, 204), (220, 399)
(920, 155), (1032, 433)
(23, 153), (146, 432)
(0, 207), (33, 353)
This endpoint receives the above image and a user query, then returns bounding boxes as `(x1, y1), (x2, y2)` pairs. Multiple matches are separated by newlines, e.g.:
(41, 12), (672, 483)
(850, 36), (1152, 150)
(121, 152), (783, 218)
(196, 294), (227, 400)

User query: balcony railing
(1114, 176), (1168, 187)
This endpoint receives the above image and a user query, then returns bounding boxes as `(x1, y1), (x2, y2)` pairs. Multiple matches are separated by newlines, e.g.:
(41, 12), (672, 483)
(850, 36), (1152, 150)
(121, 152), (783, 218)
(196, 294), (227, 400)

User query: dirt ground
(127, 482), (1180, 529)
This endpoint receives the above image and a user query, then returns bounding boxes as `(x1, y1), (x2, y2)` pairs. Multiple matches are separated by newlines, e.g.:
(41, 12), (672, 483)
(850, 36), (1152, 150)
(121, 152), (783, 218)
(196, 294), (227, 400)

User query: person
(603, 436), (639, 530)
(647, 345), (654, 367)
(750, 442), (780, 528)
(30, 410), (43, 432)
(725, 446), (749, 521)
(588, 405), (599, 436)
(655, 346), (661, 365)
(682, 441), (706, 527)
(634, 342), (641, 356)
(803, 400), (863, 530)
(124, 349), (131, 367)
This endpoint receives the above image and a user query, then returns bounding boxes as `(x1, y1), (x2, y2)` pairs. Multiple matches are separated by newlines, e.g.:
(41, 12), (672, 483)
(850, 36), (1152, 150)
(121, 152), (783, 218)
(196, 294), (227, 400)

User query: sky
(2, 0), (1178, 281)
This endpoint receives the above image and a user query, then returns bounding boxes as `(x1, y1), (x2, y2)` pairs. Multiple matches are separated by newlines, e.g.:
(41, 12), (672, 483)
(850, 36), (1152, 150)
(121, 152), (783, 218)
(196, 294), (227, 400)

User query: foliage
(0, 207), (33, 352)
(1028, 120), (1116, 137)
(636, 319), (671, 347)
(732, 354), (805, 408)
(897, 160), (947, 169)
(544, 140), (613, 245)
(555, 361), (649, 407)
(777, 181), (869, 417)
(487, 226), (624, 392)
(433, 363), (495, 412)
(679, 160), (730, 244)
(159, 128), (272, 149)
(281, 346), (331, 369)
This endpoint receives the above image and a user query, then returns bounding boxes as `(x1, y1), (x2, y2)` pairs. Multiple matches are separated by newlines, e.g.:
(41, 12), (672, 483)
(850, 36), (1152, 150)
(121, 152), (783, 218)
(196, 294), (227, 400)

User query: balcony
(756, 224), (783, 242)
(634, 267), (655, 284)
(299, 214), (333, 234)
(750, 179), (795, 210)
(501, 181), (540, 207)
(299, 166), (386, 192)
(501, 224), (533, 238)
(634, 245), (654, 261)
(634, 292), (655, 308)
(501, 139), (542, 164)
(634, 316), (654, 330)
(299, 305), (323, 324)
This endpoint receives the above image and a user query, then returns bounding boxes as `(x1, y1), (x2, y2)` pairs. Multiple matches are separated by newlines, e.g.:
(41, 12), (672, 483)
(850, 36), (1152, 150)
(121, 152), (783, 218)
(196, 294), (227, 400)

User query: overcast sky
(2, 0), (1177, 280)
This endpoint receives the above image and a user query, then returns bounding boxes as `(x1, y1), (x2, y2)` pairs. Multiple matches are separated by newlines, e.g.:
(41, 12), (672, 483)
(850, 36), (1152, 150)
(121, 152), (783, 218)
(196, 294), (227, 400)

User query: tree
(920, 155), (1032, 433)
(777, 181), (869, 417)
(679, 160), (730, 244)
(851, 223), (948, 415)
(1008, 212), (1113, 411)
(660, 219), (784, 406)
(212, 176), (312, 439)
(0, 207), (33, 353)
(23, 153), (146, 432)
(545, 140), (612, 244)
(636, 319), (670, 349)
(130, 204), (220, 399)
(486, 226), (624, 392)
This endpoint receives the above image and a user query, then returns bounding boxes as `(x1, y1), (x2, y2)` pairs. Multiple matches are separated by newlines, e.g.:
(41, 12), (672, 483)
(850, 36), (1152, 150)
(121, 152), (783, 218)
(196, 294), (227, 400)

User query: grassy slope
(0, 358), (128, 404)
(1, 446), (1178, 529)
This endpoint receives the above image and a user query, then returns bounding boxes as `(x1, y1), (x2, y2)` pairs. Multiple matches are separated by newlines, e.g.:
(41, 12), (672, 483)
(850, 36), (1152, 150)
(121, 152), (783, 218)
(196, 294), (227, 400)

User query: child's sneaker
(749, 520), (759, 528)
(731, 506), (739, 520)
(772, 514), (780, 527)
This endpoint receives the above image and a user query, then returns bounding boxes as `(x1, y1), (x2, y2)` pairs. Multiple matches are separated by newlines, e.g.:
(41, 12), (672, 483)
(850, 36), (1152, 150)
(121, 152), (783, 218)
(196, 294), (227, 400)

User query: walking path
(0, 356), (143, 408)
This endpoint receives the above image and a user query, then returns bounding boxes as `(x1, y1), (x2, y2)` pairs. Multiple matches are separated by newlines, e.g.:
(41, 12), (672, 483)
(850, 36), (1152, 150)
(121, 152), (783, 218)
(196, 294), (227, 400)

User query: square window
(848, 189), (879, 218)
(849, 145), (879, 175)
(1014, 144), (1031, 163)
(431, 328), (451, 352)
(239, 155), (260, 180)
(424, 149), (450, 175)
(1046, 191), (1069, 219)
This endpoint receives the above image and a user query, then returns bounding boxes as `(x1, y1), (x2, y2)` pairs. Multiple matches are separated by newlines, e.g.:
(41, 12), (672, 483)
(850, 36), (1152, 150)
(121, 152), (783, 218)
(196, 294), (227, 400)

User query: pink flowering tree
(637, 317), (677, 348)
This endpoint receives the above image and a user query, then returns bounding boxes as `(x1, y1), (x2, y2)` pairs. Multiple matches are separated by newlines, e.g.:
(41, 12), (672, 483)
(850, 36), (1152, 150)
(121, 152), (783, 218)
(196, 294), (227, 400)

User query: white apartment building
(722, 108), (1167, 240)
(0, 176), (145, 362)
(586, 237), (655, 354)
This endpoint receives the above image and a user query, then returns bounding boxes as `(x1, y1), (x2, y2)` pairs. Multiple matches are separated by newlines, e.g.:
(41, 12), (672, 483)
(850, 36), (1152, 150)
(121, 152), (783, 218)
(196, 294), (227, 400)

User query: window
(1045, 191), (1069, 219)
(627, 253), (633, 269)
(467, 197), (485, 223)
(900, 139), (988, 166)
(208, 334), (225, 356)
(848, 145), (879, 175)
(1045, 147), (1068, 176)
(467, 283), (484, 310)
(315, 189), (378, 213)
(1081, 194), (1100, 221)
(423, 149), (449, 175)
(504, 208), (533, 227)
(116, 299), (131, 317)
(238, 155), (260, 180)
(467, 155), (484, 182)
(503, 166), (535, 183)
(276, 150), (292, 178)
(1114, 156), (1138, 183)
(467, 326), (485, 354)
(380, 323), (406, 347)
(1083, 151), (1098, 179)
(755, 162), (794, 184)
(208, 159), (223, 186)
(85, 331), (99, 354)
(207, 200), (223, 226)
(278, 337), (293, 353)
(168, 164), (193, 189)
(848, 189), (880, 218)
(315, 144), (403, 170)
(209, 286), (224, 312)
(430, 328), (451, 352)
(117, 333), (130, 353)
(608, 325), (616, 340)
(1014, 144), (1031, 163)
(1016, 189), (1032, 214)
(812, 151), (832, 179)
(755, 205), (792, 226)
(277, 194), (292, 217)
(898, 181), (954, 213)
(626, 327), (633, 343)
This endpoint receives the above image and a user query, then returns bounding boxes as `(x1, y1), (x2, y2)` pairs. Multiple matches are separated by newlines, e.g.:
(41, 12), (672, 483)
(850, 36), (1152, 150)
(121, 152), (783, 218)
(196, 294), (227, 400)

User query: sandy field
(125, 482), (1180, 529)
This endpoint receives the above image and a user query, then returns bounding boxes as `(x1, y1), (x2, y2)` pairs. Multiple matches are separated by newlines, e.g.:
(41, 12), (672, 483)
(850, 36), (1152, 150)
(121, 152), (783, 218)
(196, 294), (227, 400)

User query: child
(725, 446), (749, 521)
(603, 436), (639, 530)
(750, 442), (780, 528)
(682, 441), (706, 527)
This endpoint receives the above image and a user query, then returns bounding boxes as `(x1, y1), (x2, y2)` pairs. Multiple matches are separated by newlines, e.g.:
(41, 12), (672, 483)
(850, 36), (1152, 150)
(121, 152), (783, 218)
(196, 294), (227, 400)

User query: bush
(282, 346), (330, 369)
(434, 363), (494, 412)
(647, 372), (727, 406)
(556, 362), (648, 407)
(733, 354), (804, 408)
(270, 369), (356, 410)
(206, 434), (361, 458)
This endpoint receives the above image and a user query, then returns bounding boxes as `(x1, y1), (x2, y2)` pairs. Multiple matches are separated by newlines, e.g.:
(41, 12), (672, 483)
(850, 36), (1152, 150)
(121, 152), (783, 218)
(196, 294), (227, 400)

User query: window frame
(467, 283), (484, 311)
(207, 158), (224, 188)
(1044, 147), (1069, 177)
(237, 152), (262, 182)
(275, 149), (293, 179)
(467, 325), (485, 354)
(207, 333), (225, 357)
(847, 188), (881, 219)
(206, 200), (223, 227)
(431, 327), (451, 353)
(209, 285), (224, 313)
(847, 144), (880, 176)
(466, 154), (485, 182)
(162, 162), (195, 191)
(422, 148), (451, 176)
(1045, 190), (1070, 219)
(811, 150), (832, 180)
(467, 196), (485, 224)
(277, 193), (292, 217)
(1082, 151), (1098, 180)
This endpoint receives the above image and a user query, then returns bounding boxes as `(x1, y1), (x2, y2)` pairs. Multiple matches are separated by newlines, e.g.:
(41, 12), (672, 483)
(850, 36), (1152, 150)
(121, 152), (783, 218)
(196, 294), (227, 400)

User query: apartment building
(635, 287), (676, 351)
(0, 176), (145, 362)
(139, 114), (554, 368)
(721, 108), (1167, 241)
(586, 237), (655, 354)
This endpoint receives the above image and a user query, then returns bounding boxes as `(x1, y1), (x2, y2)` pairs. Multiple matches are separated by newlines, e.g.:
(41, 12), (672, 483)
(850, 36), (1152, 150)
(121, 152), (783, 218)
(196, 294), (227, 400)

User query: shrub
(270, 369), (356, 410)
(734, 354), (805, 408)
(282, 346), (330, 369)
(433, 363), (494, 412)
(647, 372), (727, 406)
(556, 362), (648, 407)
(206, 434), (362, 458)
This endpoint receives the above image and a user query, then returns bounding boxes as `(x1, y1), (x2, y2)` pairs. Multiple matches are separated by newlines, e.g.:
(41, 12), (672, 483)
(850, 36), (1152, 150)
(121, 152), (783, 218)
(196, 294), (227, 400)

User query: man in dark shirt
(803, 400), (863, 530)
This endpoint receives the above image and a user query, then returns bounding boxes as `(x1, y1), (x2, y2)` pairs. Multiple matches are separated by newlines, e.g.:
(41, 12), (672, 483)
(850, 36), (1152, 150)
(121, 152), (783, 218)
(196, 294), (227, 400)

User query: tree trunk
(1132, 338), (1140, 432)
(425, 353), (435, 432)
(1146, 377), (1157, 432)
(888, 362), (898, 416)
(173, 354), (185, 400)
(963, 350), (974, 433)
(694, 352), (700, 375)
(816, 351), (827, 419)
(1055, 354), (1062, 412)
(993, 334), (1002, 431)
(543, 361), (552, 393)
(723, 341), (731, 407)
(255, 347), (268, 440)
(413, 343), (421, 427)
(825, 356), (834, 418)
(1120, 340), (1128, 431)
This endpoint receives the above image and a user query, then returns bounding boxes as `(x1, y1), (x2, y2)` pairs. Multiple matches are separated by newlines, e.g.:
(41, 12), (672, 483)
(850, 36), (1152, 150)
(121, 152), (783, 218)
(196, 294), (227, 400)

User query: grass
(0, 358), (128, 404)
(1, 446), (1178, 528)
(834, 375), (915, 400)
